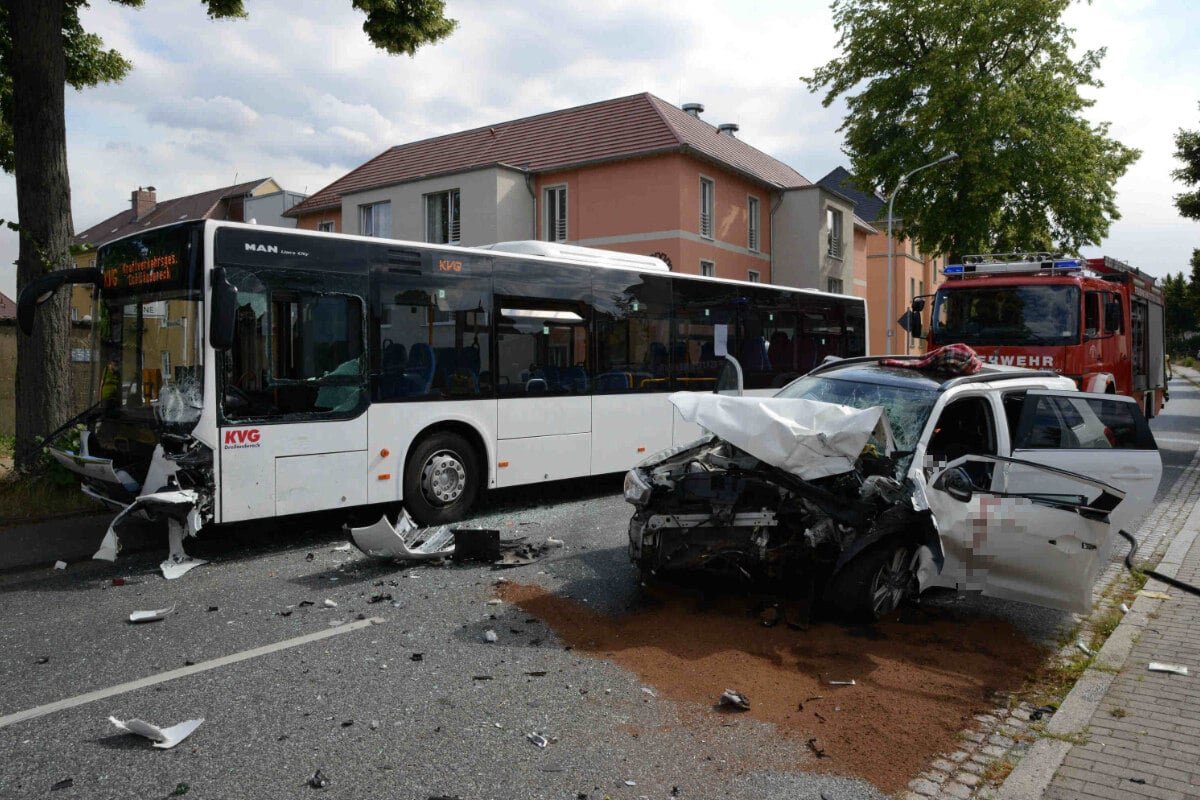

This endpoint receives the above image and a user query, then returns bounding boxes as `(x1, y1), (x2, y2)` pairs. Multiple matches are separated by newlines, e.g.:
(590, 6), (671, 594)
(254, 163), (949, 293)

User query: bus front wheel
(404, 432), (480, 527)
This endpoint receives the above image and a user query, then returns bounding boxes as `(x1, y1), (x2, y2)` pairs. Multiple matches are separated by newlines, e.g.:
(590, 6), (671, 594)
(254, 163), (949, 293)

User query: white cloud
(1, 0), (1198, 301)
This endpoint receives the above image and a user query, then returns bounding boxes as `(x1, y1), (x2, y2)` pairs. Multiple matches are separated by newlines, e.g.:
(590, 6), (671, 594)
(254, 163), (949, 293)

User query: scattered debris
(719, 689), (750, 710)
(108, 716), (204, 749)
(341, 720), (354, 728)
(525, 670), (547, 677)
(483, 630), (498, 643)
(641, 687), (656, 697)
(624, 780), (637, 786)
(486, 599), (504, 605)
(453, 528), (501, 562)
(828, 679), (856, 686)
(527, 732), (549, 748)
(306, 553), (315, 562)
(367, 593), (393, 604)
(814, 711), (827, 723)
(806, 737), (827, 758)
(54, 560), (67, 570)
(128, 604), (177, 624)
(35, 656), (50, 665)
(332, 543), (353, 552)
(1029, 704), (1057, 721)
(111, 578), (126, 586)
(347, 510), (454, 561)
(1148, 662), (1189, 676)
(1138, 590), (1171, 600)
(545, 537), (564, 548)
(323, 599), (338, 609)
(298, 600), (315, 607)
(473, 675), (493, 681)
(1076, 639), (1096, 657)
(1120, 603), (1131, 613)
(170, 783), (189, 796)
(50, 778), (73, 791)
(410, 653), (424, 661)
(206, 606), (218, 612)
(308, 769), (329, 789)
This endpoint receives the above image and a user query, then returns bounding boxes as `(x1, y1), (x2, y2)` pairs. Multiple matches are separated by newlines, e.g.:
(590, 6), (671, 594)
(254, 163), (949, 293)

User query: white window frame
(747, 270), (760, 283)
(826, 207), (843, 258)
(700, 259), (716, 278)
(317, 221), (335, 233)
(827, 277), (844, 294)
(747, 195), (760, 251)
(699, 177), (715, 239)
(544, 185), (567, 242)
(360, 201), (391, 238)
(425, 188), (461, 244)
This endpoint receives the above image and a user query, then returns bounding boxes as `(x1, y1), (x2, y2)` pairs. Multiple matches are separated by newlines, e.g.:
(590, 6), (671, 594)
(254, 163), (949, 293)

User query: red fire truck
(904, 253), (1166, 418)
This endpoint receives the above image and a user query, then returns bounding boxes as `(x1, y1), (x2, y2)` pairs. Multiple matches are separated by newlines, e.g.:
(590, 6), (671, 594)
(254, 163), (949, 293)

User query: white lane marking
(0, 617), (385, 730)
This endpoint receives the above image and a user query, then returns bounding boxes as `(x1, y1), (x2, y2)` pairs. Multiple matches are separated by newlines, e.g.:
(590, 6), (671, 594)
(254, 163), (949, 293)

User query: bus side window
(593, 270), (671, 393)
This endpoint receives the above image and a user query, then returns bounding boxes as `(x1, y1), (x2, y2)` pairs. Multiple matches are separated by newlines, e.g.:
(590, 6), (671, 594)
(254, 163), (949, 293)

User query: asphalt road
(1, 374), (1196, 800)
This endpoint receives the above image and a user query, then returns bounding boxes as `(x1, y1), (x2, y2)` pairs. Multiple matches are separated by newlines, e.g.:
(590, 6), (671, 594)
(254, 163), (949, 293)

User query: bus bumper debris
(719, 689), (750, 710)
(108, 716), (204, 749)
(93, 486), (209, 580)
(1148, 662), (1189, 675)
(128, 603), (177, 623)
(347, 510), (455, 561)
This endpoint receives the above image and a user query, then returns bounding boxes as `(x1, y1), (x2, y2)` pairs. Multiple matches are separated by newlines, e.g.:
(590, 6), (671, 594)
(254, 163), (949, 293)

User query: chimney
(681, 102), (704, 118)
(131, 186), (157, 219)
(717, 123), (739, 137)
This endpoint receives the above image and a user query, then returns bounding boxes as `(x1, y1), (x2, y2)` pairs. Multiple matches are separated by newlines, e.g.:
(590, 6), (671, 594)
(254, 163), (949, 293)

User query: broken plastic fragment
(527, 732), (549, 748)
(828, 680), (856, 686)
(1138, 589), (1171, 600)
(332, 543), (353, 552)
(1148, 662), (1188, 675)
(129, 604), (177, 624)
(719, 689), (750, 710)
(323, 599), (338, 608)
(483, 629), (498, 643)
(545, 537), (564, 548)
(108, 716), (204, 749)
(308, 769), (329, 788)
(50, 778), (73, 791)
(54, 560), (67, 570)
(1076, 639), (1096, 657)
(348, 511), (454, 561)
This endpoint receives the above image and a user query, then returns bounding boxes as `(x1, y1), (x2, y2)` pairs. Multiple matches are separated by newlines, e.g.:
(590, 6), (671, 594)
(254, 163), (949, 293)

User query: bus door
(216, 266), (370, 521)
(591, 270), (674, 474)
(493, 259), (593, 487)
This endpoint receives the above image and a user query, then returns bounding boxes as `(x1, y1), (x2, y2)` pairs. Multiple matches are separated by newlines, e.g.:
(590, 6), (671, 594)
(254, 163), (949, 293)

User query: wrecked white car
(625, 357), (1161, 618)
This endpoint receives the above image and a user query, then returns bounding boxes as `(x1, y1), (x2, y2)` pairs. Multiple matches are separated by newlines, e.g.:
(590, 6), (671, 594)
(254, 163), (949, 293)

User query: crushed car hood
(668, 393), (896, 481)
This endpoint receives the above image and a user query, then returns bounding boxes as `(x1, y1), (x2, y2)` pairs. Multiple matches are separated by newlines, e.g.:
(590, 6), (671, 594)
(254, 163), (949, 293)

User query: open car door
(926, 454), (1129, 613)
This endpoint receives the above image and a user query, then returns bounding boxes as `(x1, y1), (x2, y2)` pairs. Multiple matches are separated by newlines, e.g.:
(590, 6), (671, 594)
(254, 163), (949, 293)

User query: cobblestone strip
(902, 441), (1200, 800)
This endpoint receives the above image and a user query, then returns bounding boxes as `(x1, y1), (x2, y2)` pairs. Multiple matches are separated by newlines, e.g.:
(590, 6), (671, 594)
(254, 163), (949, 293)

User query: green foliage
(805, 0), (1139, 259)
(353, 0), (457, 56)
(1174, 103), (1200, 220)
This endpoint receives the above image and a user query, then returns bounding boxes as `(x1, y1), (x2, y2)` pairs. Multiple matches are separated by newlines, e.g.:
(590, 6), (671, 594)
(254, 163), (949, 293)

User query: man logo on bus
(223, 428), (261, 448)
(245, 243), (279, 254)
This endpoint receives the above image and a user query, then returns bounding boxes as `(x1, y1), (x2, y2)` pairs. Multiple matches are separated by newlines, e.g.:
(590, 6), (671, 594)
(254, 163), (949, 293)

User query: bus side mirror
(210, 267), (238, 350)
(1104, 301), (1122, 333)
(16, 267), (100, 335)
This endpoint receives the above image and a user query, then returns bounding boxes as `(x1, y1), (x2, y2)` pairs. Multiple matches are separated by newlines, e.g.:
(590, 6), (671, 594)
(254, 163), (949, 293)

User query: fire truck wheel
(404, 431), (480, 527)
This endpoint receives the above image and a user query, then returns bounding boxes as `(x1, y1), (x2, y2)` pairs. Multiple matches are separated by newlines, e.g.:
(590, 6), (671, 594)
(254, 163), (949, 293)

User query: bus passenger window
(593, 270), (671, 393)
(495, 302), (589, 396)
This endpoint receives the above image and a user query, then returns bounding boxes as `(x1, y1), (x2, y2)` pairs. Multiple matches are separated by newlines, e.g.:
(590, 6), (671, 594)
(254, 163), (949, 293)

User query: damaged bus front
(19, 222), (218, 576)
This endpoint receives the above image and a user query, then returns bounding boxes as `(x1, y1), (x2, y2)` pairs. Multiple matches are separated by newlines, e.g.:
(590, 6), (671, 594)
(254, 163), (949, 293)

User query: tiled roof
(817, 166), (886, 223)
(286, 93), (810, 216)
(0, 291), (15, 320)
(73, 178), (273, 248)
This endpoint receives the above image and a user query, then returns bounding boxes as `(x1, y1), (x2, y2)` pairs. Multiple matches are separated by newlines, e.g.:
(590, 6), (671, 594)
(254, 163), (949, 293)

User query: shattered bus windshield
(775, 372), (937, 450)
(931, 284), (1080, 347)
(93, 224), (205, 431)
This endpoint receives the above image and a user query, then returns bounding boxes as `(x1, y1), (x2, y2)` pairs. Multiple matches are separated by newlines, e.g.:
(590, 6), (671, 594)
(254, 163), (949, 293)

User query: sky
(1, 0), (1198, 301)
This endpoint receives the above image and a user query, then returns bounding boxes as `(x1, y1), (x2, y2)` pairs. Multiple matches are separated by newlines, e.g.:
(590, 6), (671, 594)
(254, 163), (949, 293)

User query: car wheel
(403, 431), (480, 527)
(829, 543), (917, 621)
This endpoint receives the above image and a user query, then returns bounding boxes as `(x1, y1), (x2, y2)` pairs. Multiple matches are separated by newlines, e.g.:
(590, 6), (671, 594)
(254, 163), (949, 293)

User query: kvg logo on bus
(223, 428), (262, 449)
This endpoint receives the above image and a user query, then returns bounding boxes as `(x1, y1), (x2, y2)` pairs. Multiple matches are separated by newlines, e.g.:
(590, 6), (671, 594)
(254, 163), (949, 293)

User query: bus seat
(381, 342), (407, 372)
(404, 343), (436, 395)
(671, 341), (688, 366)
(741, 336), (770, 371)
(596, 371), (632, 392)
(646, 342), (668, 376)
(639, 376), (669, 390)
(562, 366), (588, 392)
(525, 378), (547, 393)
(769, 331), (792, 369)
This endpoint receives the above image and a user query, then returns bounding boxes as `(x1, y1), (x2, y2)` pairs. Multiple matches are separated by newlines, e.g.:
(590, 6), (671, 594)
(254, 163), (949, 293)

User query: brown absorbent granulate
(497, 582), (1044, 794)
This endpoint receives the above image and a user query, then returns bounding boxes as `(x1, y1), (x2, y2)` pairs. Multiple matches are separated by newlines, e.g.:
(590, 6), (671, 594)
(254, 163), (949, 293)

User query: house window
(747, 196), (760, 251)
(317, 221), (335, 233)
(699, 177), (714, 239)
(544, 185), (567, 242)
(826, 207), (842, 257)
(360, 202), (391, 238)
(426, 188), (461, 244)
(911, 238), (918, 258)
(747, 270), (760, 283)
(827, 277), (844, 294)
(700, 259), (715, 277)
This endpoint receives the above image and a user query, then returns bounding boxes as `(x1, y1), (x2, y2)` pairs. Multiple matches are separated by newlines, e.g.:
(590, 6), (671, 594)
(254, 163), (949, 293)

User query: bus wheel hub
(424, 452), (466, 504)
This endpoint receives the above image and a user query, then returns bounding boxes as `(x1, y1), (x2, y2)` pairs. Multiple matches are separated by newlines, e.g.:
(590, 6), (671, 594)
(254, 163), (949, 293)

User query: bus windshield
(94, 292), (205, 430)
(932, 284), (1080, 347)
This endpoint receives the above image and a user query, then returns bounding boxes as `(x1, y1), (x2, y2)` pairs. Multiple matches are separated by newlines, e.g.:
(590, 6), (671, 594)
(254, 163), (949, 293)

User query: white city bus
(21, 220), (867, 544)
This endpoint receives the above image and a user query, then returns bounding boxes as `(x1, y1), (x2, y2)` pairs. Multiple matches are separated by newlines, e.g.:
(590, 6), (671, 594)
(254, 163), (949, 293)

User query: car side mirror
(209, 266), (238, 350)
(934, 466), (976, 503)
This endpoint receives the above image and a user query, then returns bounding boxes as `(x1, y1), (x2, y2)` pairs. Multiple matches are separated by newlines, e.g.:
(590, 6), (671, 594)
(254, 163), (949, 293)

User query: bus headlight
(624, 469), (652, 506)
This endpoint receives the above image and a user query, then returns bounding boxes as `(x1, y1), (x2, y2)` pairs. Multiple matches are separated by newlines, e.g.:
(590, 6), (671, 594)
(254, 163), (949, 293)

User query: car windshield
(775, 372), (938, 450)
(932, 284), (1080, 346)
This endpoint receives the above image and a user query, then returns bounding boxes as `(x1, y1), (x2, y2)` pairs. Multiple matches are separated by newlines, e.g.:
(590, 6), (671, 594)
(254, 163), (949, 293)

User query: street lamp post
(885, 151), (958, 354)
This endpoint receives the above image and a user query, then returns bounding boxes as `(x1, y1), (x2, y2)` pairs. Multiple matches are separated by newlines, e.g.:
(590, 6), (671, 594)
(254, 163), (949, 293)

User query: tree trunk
(5, 0), (74, 470)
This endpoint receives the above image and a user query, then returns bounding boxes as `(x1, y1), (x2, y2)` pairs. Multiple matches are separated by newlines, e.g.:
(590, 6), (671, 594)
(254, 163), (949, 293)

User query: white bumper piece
(348, 509), (455, 561)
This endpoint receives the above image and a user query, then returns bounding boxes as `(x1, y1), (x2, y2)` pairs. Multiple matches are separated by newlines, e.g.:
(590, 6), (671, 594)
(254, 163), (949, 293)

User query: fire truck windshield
(931, 284), (1080, 347)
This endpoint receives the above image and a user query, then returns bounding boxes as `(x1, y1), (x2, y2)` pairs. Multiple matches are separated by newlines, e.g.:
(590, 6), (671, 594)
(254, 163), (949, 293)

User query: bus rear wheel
(404, 431), (480, 527)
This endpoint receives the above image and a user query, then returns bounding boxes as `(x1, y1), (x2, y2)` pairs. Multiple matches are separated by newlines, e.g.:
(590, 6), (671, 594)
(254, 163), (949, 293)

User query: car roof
(808, 357), (1066, 393)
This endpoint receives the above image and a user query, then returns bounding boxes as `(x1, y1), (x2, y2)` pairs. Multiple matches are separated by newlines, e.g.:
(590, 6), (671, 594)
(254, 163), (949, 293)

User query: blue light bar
(943, 264), (964, 275)
(1052, 259), (1082, 270)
